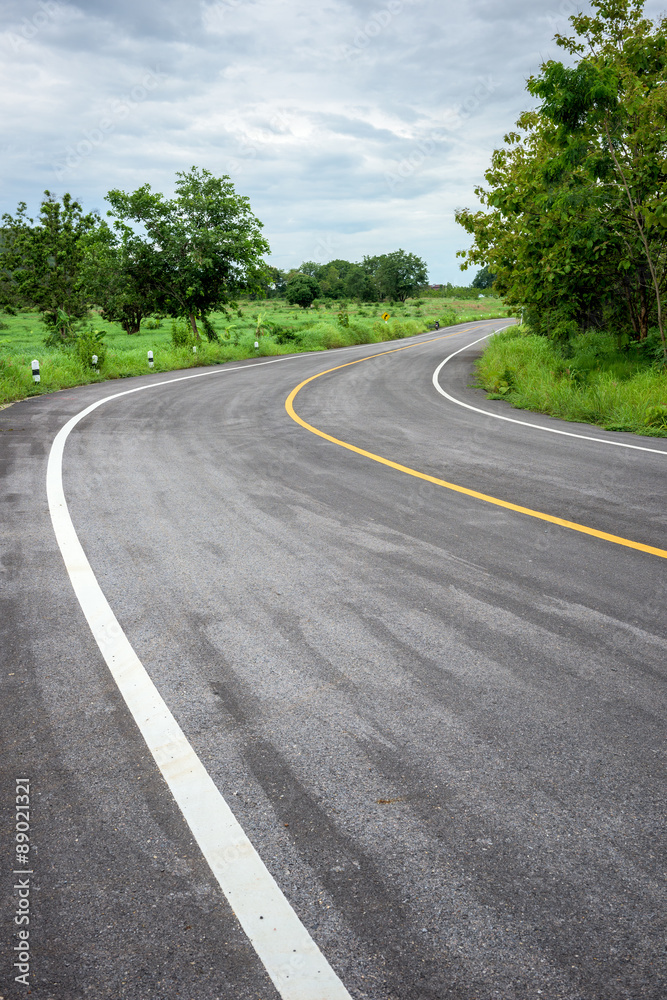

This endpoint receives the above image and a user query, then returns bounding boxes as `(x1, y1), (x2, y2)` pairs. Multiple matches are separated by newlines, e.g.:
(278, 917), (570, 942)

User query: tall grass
(475, 327), (667, 437)
(0, 298), (509, 405)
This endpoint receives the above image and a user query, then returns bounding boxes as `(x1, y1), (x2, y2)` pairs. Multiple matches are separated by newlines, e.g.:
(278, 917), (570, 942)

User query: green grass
(475, 326), (667, 437)
(0, 297), (510, 405)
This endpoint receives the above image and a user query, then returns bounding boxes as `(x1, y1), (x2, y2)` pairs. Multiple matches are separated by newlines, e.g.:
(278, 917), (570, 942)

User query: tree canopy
(362, 250), (429, 302)
(456, 0), (666, 355)
(2, 192), (100, 341)
(283, 250), (428, 303)
(285, 273), (320, 308)
(80, 222), (159, 335)
(105, 167), (270, 338)
(472, 265), (496, 290)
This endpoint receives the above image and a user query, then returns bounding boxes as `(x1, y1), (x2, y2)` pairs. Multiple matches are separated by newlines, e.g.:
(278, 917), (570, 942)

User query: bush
(171, 319), (195, 348)
(645, 404), (667, 429)
(76, 328), (107, 369)
(438, 308), (459, 327)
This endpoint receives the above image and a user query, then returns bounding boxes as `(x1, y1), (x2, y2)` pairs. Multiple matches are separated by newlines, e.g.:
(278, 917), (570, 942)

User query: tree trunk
(638, 278), (649, 342)
(623, 279), (640, 339)
(189, 312), (200, 340)
(122, 306), (143, 335)
(604, 120), (666, 360)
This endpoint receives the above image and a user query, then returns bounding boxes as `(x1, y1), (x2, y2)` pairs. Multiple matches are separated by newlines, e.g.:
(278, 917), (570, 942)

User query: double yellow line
(285, 331), (667, 560)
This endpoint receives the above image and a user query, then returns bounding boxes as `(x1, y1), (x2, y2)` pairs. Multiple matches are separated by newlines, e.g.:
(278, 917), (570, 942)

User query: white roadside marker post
(254, 341), (259, 351)
(31, 360), (40, 384)
(192, 345), (197, 353)
(92, 354), (98, 369)
(148, 350), (154, 368)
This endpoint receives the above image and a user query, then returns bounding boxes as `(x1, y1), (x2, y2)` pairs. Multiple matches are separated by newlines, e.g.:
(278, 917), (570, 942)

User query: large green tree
(296, 259), (375, 301)
(105, 167), (270, 338)
(457, 0), (667, 351)
(472, 265), (497, 289)
(285, 272), (320, 308)
(1, 192), (100, 341)
(362, 250), (428, 301)
(529, 0), (667, 354)
(81, 223), (160, 334)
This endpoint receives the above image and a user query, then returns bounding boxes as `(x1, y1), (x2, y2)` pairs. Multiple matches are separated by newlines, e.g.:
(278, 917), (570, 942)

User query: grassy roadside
(475, 326), (667, 437)
(0, 297), (509, 406)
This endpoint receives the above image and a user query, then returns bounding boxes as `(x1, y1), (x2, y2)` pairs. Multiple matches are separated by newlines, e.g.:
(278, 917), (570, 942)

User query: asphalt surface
(1, 319), (666, 1000)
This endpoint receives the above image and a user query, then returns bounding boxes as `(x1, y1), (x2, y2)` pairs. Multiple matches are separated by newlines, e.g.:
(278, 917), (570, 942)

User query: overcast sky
(1, 0), (664, 283)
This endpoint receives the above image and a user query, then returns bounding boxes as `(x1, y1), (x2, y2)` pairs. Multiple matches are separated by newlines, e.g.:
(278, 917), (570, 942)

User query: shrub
(438, 309), (459, 327)
(171, 319), (195, 348)
(76, 328), (107, 369)
(645, 404), (667, 428)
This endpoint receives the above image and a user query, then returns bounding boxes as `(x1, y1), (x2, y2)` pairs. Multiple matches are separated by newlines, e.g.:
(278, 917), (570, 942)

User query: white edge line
(432, 330), (667, 456)
(46, 356), (354, 1000)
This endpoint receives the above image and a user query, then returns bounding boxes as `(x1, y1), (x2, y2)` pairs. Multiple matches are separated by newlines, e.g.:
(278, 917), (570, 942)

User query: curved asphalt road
(1, 319), (665, 999)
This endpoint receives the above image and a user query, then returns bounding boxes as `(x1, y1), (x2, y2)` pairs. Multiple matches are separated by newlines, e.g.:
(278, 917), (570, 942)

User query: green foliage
(201, 314), (219, 342)
(457, 0), (667, 355)
(0, 297), (509, 404)
(43, 308), (79, 347)
(285, 273), (320, 308)
(2, 192), (100, 341)
(472, 266), (496, 289)
(438, 307), (460, 326)
(284, 251), (428, 303)
(76, 328), (107, 369)
(362, 250), (428, 302)
(298, 259), (366, 299)
(476, 326), (667, 435)
(644, 403), (667, 427)
(105, 167), (270, 337)
(80, 222), (158, 335)
(171, 318), (195, 348)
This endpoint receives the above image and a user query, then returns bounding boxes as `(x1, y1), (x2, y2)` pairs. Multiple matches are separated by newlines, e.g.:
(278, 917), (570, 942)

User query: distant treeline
(269, 258), (495, 307)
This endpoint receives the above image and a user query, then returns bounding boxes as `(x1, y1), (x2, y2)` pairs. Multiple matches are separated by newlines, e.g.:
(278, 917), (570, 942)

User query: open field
(0, 296), (509, 405)
(475, 326), (667, 437)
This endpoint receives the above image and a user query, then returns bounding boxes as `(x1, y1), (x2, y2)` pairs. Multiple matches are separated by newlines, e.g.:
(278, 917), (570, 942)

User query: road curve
(1, 319), (665, 1000)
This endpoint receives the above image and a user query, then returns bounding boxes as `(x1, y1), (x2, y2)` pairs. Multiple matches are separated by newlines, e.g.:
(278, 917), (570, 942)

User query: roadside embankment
(475, 326), (667, 437)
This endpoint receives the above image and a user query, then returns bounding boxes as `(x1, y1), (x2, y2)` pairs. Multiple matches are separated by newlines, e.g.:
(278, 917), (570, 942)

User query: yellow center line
(285, 328), (667, 561)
